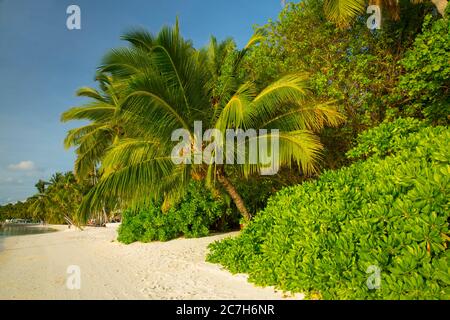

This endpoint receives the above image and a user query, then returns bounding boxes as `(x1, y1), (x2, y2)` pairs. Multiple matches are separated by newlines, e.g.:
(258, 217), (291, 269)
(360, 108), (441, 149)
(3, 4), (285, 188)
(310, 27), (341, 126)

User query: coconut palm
(72, 22), (345, 223)
(47, 172), (83, 225)
(28, 172), (87, 225)
(28, 194), (49, 222)
(324, 0), (448, 27)
(35, 179), (47, 194)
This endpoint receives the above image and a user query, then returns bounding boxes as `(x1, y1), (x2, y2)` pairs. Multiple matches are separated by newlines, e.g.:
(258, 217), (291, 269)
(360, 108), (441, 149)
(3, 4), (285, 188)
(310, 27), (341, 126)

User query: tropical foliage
(0, 201), (34, 222)
(61, 73), (126, 180)
(0, 172), (92, 225)
(389, 11), (450, 123)
(242, 0), (434, 168)
(2, 0), (448, 301)
(323, 0), (447, 27)
(117, 181), (236, 243)
(64, 22), (343, 223)
(207, 119), (450, 299)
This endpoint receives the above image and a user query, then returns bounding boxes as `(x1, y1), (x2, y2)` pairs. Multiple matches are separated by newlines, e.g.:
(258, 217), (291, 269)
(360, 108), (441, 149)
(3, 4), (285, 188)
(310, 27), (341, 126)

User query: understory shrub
(118, 181), (235, 244)
(389, 12), (450, 124)
(232, 168), (305, 217)
(207, 118), (450, 299)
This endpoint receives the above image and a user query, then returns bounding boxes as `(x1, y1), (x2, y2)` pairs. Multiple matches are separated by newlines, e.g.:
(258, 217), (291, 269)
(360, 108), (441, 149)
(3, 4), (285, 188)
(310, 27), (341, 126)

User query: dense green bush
(207, 119), (450, 299)
(118, 181), (235, 244)
(241, 0), (430, 168)
(230, 168), (305, 217)
(346, 118), (428, 159)
(390, 12), (450, 123)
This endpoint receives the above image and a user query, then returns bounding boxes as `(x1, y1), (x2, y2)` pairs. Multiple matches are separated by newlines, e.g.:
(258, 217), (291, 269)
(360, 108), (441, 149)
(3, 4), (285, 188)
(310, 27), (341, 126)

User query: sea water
(0, 224), (57, 237)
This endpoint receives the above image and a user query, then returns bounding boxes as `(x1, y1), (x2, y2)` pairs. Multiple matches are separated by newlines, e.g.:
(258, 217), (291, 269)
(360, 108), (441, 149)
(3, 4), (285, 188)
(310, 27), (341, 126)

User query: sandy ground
(0, 225), (301, 300)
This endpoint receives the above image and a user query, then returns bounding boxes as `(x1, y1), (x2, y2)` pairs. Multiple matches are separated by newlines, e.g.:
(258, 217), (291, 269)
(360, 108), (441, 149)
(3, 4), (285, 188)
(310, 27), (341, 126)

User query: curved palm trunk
(431, 0), (448, 16)
(217, 173), (252, 223)
(102, 207), (109, 225)
(64, 215), (83, 231)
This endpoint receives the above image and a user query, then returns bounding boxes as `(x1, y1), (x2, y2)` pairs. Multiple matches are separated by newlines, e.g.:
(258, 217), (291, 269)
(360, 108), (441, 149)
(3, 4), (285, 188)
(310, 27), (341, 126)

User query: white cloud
(8, 160), (36, 171)
(0, 177), (24, 186)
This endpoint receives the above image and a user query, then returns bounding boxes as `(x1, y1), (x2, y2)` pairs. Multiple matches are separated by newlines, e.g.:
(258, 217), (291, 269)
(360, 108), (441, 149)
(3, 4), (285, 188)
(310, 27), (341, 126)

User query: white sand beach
(0, 226), (300, 300)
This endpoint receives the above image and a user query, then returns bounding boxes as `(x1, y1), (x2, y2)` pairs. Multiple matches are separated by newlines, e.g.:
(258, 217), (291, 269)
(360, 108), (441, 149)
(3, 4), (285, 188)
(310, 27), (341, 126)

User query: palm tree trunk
(431, 0), (448, 16)
(102, 207), (109, 225)
(64, 215), (83, 231)
(217, 172), (252, 223)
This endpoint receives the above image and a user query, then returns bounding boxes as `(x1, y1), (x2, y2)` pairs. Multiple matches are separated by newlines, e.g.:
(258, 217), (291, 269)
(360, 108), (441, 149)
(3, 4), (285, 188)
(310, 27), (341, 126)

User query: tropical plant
(241, 0), (427, 168)
(0, 201), (34, 222)
(61, 72), (126, 180)
(208, 118), (450, 299)
(324, 0), (447, 27)
(388, 11), (450, 123)
(69, 21), (344, 223)
(28, 172), (90, 225)
(117, 181), (235, 244)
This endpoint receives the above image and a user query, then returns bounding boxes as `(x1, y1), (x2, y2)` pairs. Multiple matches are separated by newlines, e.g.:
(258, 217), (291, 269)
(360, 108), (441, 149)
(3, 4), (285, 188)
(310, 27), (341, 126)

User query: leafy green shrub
(231, 169), (305, 217)
(208, 119), (450, 299)
(346, 118), (427, 159)
(117, 206), (160, 244)
(390, 13), (450, 123)
(118, 181), (234, 244)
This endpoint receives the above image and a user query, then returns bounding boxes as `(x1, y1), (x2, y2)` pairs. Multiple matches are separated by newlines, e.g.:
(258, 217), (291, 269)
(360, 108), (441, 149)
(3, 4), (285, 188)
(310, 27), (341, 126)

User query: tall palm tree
(28, 179), (53, 222)
(29, 172), (86, 225)
(28, 194), (49, 222)
(47, 172), (83, 226)
(35, 179), (47, 194)
(324, 0), (448, 27)
(71, 22), (345, 223)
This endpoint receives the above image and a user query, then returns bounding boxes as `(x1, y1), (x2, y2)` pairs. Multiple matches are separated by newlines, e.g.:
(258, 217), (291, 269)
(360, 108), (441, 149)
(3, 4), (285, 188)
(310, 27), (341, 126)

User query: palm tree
(35, 179), (47, 194)
(28, 179), (52, 222)
(61, 73), (126, 180)
(47, 173), (82, 226)
(323, 0), (448, 27)
(29, 172), (87, 225)
(71, 22), (344, 223)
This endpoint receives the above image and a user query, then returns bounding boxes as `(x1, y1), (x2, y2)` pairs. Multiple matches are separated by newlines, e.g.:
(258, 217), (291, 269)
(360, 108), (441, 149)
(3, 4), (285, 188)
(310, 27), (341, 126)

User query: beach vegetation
(1, 0), (448, 301)
(207, 119), (450, 299)
(117, 181), (236, 243)
(65, 22), (343, 223)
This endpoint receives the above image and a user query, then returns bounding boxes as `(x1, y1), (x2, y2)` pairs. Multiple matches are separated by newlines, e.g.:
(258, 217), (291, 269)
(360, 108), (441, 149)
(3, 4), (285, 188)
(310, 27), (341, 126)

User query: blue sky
(0, 0), (286, 204)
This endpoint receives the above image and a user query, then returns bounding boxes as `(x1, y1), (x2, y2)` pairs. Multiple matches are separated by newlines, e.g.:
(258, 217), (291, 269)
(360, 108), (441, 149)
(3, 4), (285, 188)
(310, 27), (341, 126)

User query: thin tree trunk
(431, 0), (448, 16)
(64, 215), (83, 231)
(102, 207), (109, 225)
(217, 172), (252, 223)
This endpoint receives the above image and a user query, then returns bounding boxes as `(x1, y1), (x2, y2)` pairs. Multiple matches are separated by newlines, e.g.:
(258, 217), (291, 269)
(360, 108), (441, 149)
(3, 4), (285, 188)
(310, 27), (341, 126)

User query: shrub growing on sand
(207, 118), (450, 299)
(118, 182), (235, 244)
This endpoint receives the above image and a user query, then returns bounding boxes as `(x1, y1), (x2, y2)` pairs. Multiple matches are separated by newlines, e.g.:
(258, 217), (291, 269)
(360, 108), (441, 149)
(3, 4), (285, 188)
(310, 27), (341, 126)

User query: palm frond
(63, 123), (104, 149)
(76, 87), (108, 102)
(101, 138), (162, 175)
(60, 103), (116, 123)
(121, 28), (155, 52)
(247, 73), (310, 127)
(73, 127), (114, 178)
(77, 156), (184, 221)
(234, 130), (323, 177)
(244, 29), (266, 50)
(100, 47), (153, 78)
(261, 101), (346, 132)
(323, 0), (366, 27)
(214, 82), (256, 131)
